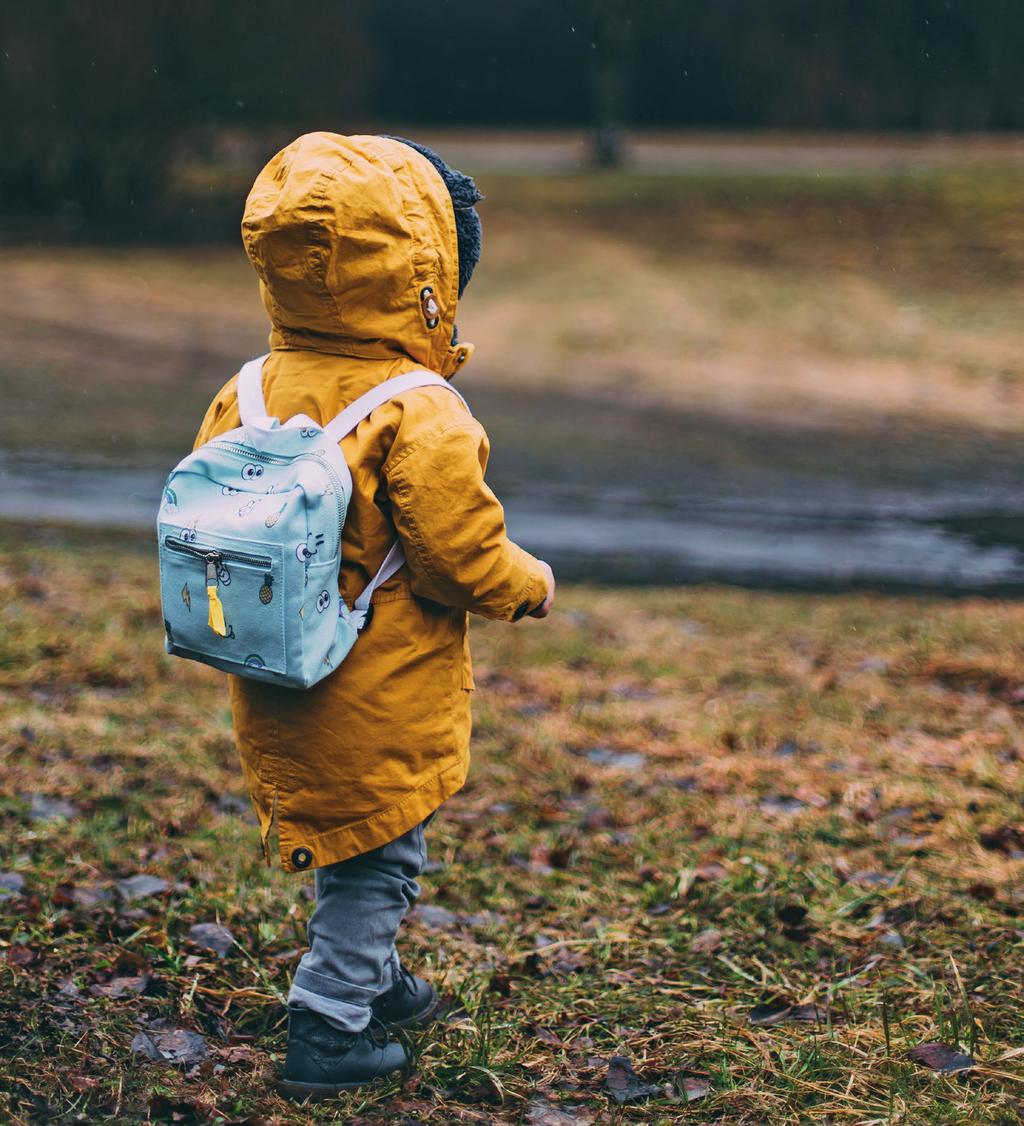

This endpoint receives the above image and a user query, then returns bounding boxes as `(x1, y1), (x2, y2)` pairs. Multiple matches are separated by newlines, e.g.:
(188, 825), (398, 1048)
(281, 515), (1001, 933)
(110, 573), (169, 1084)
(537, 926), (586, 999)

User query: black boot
(278, 1007), (409, 1101)
(371, 964), (439, 1030)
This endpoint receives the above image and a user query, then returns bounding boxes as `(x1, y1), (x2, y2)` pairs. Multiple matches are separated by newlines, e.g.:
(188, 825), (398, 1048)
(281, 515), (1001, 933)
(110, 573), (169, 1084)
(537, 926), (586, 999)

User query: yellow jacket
(195, 133), (548, 871)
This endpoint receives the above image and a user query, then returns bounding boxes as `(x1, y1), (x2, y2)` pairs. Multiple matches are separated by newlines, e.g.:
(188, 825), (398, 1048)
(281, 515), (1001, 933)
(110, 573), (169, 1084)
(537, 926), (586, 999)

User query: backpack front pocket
(160, 530), (286, 675)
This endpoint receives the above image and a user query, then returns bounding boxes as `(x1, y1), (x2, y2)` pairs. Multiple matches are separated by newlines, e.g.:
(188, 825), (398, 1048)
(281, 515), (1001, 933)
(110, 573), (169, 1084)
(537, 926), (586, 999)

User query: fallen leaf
(787, 1002), (830, 1023)
(583, 748), (646, 770)
(907, 1042), (975, 1074)
(603, 1055), (661, 1104)
(690, 928), (723, 955)
(674, 1074), (710, 1102)
(748, 998), (793, 1026)
(415, 904), (460, 930)
(188, 922), (234, 958)
(759, 795), (806, 816)
(27, 794), (77, 821)
(776, 903), (808, 926)
(131, 1027), (208, 1066)
(526, 1099), (592, 1124)
(90, 975), (154, 998)
(0, 872), (25, 896)
(116, 875), (169, 901)
(979, 826), (1024, 855)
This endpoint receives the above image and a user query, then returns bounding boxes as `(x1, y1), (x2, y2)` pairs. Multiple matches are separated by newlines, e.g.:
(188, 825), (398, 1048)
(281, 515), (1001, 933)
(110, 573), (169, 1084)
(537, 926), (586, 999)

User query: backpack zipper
(214, 441), (347, 534)
(164, 536), (272, 568)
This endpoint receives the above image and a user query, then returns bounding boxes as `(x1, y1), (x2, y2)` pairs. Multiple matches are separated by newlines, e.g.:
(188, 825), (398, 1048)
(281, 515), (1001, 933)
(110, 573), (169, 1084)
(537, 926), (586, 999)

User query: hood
(242, 132), (473, 378)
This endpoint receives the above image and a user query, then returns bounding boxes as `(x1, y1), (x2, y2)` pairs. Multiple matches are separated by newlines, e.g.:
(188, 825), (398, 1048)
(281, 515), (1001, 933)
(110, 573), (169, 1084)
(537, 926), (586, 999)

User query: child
(193, 132), (555, 1099)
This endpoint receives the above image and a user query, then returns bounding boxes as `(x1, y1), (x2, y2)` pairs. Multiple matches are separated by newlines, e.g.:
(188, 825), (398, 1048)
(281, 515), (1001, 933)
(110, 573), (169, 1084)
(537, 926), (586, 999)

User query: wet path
(3, 455), (1023, 592)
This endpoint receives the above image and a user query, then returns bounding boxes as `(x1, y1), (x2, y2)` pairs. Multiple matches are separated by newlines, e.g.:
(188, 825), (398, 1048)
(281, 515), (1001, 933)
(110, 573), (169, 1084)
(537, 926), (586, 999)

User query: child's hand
(529, 560), (556, 618)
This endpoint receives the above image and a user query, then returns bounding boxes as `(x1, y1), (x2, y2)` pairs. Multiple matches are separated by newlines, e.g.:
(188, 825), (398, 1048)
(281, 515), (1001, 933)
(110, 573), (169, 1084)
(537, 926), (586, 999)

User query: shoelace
(394, 963), (418, 997)
(364, 1017), (390, 1049)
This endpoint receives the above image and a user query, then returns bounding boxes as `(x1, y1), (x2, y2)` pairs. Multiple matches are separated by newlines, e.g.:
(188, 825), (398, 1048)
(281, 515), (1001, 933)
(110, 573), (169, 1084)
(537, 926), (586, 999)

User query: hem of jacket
(276, 751), (469, 873)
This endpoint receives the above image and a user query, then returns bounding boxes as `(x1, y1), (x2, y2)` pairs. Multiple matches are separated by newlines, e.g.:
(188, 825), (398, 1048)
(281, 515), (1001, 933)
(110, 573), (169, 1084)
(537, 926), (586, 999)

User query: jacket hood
(242, 132), (473, 378)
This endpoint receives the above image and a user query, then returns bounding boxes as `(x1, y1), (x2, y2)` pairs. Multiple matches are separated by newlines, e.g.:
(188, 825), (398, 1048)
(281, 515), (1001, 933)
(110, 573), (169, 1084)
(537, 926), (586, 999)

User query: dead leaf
(907, 1042), (975, 1074)
(788, 1002), (830, 1023)
(690, 928), (723, 955)
(27, 794), (77, 821)
(760, 795), (806, 816)
(776, 903), (808, 926)
(90, 975), (154, 999)
(0, 872), (25, 896)
(188, 922), (234, 958)
(979, 826), (1024, 855)
(131, 1027), (208, 1066)
(116, 874), (169, 901)
(584, 748), (646, 771)
(748, 998), (793, 1026)
(526, 1099), (592, 1124)
(603, 1055), (661, 1104)
(415, 904), (460, 930)
(673, 1074), (710, 1102)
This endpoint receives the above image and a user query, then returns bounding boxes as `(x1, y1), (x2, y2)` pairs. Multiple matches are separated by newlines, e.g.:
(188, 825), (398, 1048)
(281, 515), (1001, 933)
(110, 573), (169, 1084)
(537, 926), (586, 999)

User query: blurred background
(2, 0), (1023, 591)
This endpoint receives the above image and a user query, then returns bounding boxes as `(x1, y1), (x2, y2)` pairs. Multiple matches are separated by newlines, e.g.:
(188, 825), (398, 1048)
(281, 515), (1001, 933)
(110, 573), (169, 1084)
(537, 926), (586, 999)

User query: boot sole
(384, 987), (441, 1031)
(278, 1073), (401, 1102)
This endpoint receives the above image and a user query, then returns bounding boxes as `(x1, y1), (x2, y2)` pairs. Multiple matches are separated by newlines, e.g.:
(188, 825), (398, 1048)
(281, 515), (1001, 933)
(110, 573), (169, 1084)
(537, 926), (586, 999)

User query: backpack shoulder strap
(323, 370), (469, 442)
(236, 354), (271, 428)
(324, 370), (469, 630)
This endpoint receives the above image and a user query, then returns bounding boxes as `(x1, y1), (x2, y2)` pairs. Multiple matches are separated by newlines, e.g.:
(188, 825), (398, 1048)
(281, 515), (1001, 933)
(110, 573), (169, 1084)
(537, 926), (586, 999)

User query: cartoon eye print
(299, 427), (318, 439)
(241, 463), (264, 481)
(221, 485), (239, 496)
(315, 589), (331, 613)
(217, 564), (231, 586)
(244, 654), (266, 669)
(180, 525), (198, 543)
(295, 532), (326, 564)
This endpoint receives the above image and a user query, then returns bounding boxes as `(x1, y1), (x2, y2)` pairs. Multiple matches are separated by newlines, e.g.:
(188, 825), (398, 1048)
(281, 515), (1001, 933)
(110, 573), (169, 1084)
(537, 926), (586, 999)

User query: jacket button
(291, 847), (313, 869)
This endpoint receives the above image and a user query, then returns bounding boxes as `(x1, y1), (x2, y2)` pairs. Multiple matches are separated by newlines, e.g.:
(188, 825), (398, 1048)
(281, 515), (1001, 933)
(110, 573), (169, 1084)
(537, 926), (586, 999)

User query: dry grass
(1, 167), (1023, 462)
(2, 523), (1024, 1123)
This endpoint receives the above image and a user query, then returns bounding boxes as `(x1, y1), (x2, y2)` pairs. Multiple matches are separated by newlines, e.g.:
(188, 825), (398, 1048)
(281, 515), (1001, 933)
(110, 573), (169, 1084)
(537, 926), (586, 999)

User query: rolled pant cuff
(288, 983), (372, 1033)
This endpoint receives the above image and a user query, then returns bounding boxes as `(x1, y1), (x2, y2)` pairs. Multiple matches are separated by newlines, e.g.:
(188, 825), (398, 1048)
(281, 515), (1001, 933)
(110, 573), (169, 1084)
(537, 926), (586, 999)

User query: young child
(193, 132), (555, 1099)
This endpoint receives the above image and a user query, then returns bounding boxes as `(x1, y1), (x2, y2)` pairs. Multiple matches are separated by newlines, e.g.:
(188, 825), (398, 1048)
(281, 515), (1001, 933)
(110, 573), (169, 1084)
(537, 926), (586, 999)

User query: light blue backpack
(157, 354), (467, 689)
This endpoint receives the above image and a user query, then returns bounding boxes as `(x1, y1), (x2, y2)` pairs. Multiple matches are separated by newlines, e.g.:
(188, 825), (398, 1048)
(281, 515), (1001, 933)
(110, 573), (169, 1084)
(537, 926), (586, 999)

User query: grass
(2, 164), (1024, 465)
(2, 522), (1024, 1123)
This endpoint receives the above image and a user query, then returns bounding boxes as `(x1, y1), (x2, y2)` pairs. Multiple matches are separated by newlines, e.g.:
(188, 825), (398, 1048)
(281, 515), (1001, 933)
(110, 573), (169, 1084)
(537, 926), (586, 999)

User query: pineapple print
(259, 573), (274, 605)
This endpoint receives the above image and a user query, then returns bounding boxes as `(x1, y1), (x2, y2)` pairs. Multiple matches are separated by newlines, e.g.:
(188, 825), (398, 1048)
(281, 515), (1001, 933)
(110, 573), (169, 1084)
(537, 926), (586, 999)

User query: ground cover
(1, 524), (1023, 1123)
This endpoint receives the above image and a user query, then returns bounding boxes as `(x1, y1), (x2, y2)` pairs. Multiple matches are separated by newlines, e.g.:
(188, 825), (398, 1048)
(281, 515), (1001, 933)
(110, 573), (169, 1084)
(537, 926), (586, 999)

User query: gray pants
(288, 820), (428, 1032)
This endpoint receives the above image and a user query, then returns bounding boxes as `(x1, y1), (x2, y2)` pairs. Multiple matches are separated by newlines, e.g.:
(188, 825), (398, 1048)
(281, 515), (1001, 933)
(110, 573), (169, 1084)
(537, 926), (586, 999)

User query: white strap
(350, 540), (406, 631)
(236, 354), (271, 428)
(235, 358), (466, 632)
(334, 371), (469, 629)
(323, 370), (469, 442)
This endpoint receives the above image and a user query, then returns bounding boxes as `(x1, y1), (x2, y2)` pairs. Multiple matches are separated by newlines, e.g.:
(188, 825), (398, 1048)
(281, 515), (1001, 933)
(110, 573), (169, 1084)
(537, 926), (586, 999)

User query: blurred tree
(589, 0), (632, 167)
(0, 0), (372, 229)
(2, 0), (1023, 230)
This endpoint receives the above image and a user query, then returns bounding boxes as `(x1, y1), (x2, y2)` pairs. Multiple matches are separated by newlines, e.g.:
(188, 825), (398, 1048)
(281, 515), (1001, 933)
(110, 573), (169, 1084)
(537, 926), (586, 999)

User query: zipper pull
(205, 552), (228, 637)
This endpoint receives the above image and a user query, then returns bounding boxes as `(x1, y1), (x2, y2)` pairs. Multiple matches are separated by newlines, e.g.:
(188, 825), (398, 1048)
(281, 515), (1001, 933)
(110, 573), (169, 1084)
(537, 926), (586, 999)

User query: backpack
(156, 354), (468, 689)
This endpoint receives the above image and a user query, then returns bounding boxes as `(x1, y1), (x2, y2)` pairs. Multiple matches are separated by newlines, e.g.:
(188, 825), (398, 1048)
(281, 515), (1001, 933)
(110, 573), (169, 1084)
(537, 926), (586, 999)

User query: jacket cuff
(507, 563), (550, 622)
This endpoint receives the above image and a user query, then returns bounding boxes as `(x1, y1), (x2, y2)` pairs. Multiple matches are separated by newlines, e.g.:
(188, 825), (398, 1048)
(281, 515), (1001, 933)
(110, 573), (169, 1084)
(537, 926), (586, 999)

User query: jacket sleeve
(384, 417), (550, 621)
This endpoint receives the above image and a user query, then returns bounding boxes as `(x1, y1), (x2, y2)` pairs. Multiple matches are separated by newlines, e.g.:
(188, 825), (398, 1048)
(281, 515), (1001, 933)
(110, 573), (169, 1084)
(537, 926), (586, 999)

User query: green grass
(2, 522), (1024, 1123)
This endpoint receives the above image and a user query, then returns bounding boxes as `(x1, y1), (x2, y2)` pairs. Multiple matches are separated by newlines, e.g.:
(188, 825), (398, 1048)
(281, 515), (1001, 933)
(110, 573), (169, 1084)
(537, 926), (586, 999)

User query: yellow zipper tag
(205, 555), (228, 637)
(207, 585), (227, 637)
